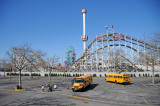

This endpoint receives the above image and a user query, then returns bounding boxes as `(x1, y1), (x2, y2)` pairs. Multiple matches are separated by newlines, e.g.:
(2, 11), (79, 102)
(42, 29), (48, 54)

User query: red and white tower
(81, 9), (88, 52)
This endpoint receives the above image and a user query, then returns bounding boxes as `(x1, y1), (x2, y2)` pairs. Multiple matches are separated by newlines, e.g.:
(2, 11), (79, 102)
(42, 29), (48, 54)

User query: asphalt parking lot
(0, 76), (160, 106)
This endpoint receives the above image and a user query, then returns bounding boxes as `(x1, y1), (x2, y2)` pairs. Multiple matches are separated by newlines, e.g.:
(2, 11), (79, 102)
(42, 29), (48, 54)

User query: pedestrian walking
(49, 85), (52, 91)
(54, 84), (57, 89)
(41, 85), (44, 92)
(47, 84), (51, 92)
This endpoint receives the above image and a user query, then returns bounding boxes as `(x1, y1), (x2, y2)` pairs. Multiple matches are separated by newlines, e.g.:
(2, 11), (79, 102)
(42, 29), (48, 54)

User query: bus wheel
(115, 81), (117, 84)
(88, 84), (91, 87)
(72, 88), (75, 92)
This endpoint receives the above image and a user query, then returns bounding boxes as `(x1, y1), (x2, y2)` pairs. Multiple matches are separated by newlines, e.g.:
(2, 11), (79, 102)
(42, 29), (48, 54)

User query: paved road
(0, 76), (160, 106)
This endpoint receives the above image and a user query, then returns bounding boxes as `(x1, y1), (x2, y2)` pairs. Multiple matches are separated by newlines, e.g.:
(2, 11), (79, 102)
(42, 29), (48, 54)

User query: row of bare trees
(0, 43), (60, 89)
(148, 33), (160, 84)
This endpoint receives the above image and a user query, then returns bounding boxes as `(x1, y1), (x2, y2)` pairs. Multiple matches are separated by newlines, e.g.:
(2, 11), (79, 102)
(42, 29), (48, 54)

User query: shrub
(148, 74), (150, 77)
(155, 74), (159, 77)
(131, 74), (133, 77)
(11, 73), (18, 76)
(145, 73), (147, 77)
(45, 74), (48, 76)
(25, 73), (29, 76)
(99, 74), (102, 77)
(139, 74), (141, 77)
(69, 74), (71, 77)
(93, 74), (97, 77)
(143, 74), (145, 77)
(134, 74), (136, 77)
(31, 73), (39, 76)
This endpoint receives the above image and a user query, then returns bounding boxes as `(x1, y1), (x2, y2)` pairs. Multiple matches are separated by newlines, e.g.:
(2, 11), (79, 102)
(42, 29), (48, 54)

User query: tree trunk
(30, 68), (33, 78)
(152, 65), (155, 85)
(9, 68), (12, 81)
(3, 70), (5, 77)
(19, 69), (22, 89)
(49, 69), (51, 83)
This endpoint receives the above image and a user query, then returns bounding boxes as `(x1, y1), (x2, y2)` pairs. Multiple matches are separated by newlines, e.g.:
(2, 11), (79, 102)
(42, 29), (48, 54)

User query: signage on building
(97, 34), (125, 42)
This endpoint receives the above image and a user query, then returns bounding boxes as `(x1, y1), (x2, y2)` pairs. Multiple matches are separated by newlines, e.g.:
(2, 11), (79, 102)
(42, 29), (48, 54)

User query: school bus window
(74, 80), (84, 83)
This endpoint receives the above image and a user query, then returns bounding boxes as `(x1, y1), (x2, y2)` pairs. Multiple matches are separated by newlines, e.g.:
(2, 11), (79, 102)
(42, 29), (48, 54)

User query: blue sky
(0, 0), (160, 62)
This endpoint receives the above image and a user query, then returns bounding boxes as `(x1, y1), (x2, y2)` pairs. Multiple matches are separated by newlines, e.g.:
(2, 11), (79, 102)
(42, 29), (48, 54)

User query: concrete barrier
(1, 71), (160, 77)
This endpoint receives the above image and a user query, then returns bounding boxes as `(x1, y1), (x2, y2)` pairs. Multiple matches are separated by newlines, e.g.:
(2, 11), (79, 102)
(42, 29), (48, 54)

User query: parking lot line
(141, 97), (148, 104)
(66, 95), (92, 100)
(0, 89), (34, 92)
(140, 82), (148, 88)
(131, 83), (136, 89)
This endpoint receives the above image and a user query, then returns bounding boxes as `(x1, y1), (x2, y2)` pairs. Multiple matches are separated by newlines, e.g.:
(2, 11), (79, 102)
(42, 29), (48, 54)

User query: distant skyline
(0, 0), (160, 63)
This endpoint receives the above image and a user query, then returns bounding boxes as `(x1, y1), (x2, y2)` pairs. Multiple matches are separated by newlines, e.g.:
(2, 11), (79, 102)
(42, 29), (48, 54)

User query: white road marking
(140, 82), (148, 88)
(132, 83), (136, 89)
(142, 97), (148, 104)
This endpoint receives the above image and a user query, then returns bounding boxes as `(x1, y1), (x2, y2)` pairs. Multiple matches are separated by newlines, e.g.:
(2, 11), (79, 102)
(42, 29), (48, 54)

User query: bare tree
(0, 59), (13, 79)
(109, 49), (126, 72)
(139, 33), (160, 84)
(0, 59), (7, 77)
(142, 33), (160, 84)
(7, 43), (35, 89)
(151, 33), (160, 47)
(150, 33), (160, 84)
(45, 55), (59, 83)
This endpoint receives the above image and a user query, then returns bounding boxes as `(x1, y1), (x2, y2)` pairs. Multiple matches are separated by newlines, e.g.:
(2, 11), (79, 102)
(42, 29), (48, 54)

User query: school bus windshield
(74, 80), (84, 83)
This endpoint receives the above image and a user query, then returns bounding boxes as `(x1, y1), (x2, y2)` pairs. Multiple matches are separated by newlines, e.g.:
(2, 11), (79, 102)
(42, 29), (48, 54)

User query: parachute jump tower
(81, 9), (88, 52)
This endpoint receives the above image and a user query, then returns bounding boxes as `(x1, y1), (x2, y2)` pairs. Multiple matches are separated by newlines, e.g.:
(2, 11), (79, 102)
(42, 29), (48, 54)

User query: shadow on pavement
(77, 84), (99, 92)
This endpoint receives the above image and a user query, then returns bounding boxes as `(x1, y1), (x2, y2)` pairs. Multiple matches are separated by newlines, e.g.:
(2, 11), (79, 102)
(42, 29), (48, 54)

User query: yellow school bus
(72, 75), (92, 92)
(105, 73), (130, 84)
